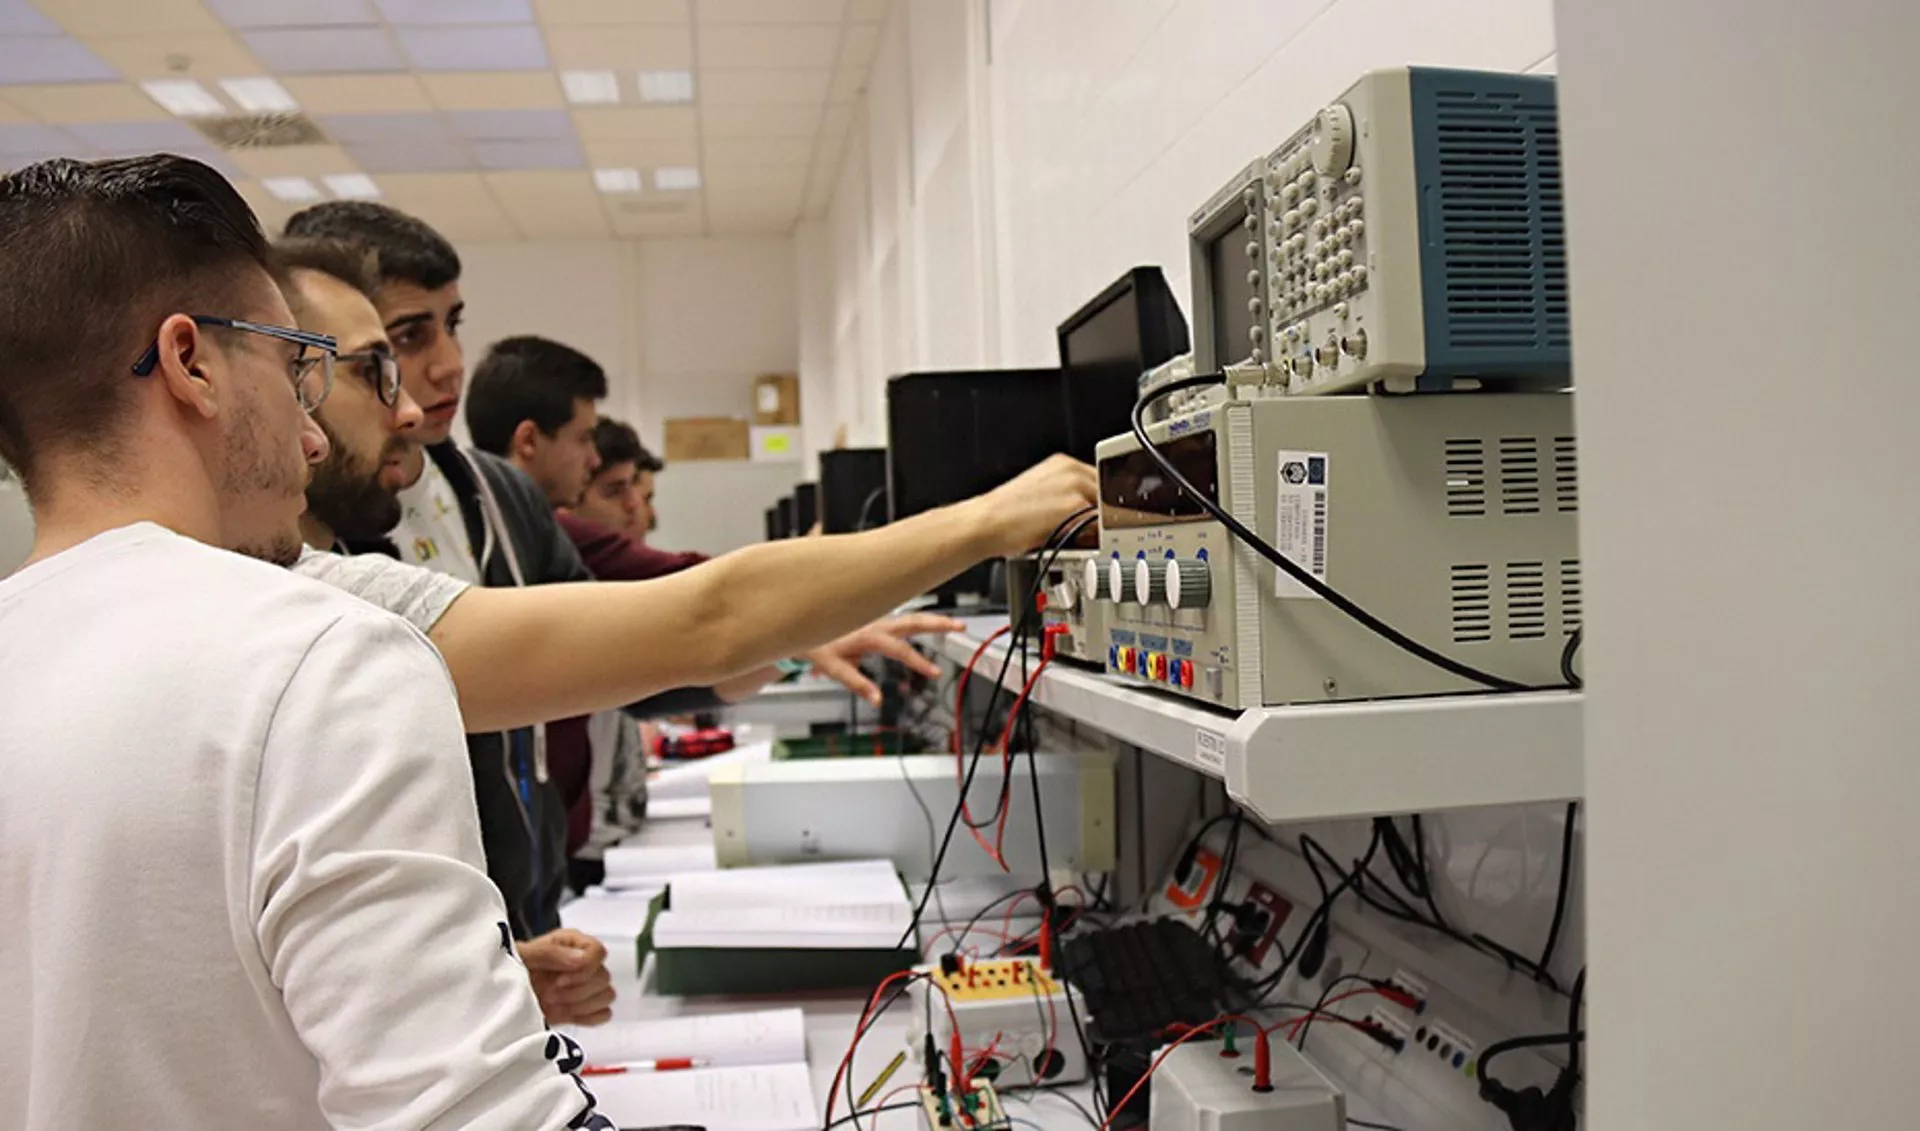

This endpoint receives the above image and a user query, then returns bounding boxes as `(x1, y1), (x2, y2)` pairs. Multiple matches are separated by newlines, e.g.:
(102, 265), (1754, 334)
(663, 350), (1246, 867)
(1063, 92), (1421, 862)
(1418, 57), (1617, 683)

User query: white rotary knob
(1083, 556), (1108, 601)
(1133, 558), (1166, 606)
(1311, 104), (1356, 176)
(1108, 557), (1135, 604)
(1166, 559), (1212, 610)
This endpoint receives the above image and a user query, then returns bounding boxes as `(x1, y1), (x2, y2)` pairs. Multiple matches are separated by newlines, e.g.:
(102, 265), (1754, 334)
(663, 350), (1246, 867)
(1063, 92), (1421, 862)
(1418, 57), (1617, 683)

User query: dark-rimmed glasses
(130, 316), (340, 413)
(336, 349), (403, 408)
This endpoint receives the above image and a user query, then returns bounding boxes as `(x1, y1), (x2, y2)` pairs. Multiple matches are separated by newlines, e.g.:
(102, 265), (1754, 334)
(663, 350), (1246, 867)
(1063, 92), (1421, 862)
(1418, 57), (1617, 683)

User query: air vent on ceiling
(1505, 560), (1547, 640)
(1499, 436), (1541, 515)
(193, 113), (329, 150)
(1451, 563), (1492, 644)
(1444, 437), (1486, 517)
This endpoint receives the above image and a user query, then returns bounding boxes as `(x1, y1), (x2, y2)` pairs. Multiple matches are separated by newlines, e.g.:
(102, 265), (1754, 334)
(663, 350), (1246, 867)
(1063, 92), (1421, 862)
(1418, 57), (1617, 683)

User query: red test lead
(579, 1057), (709, 1076)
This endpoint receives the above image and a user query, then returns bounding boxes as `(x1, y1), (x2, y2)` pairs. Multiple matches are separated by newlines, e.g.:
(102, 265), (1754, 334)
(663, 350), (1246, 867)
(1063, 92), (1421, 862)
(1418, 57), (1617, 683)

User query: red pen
(580, 1057), (711, 1076)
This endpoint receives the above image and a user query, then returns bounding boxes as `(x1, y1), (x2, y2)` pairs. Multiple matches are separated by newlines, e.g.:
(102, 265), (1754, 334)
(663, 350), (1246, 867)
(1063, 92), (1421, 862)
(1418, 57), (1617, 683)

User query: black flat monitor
(888, 368), (1070, 602)
(764, 506), (779, 541)
(775, 496), (796, 540)
(1057, 266), (1191, 460)
(794, 482), (819, 535)
(820, 448), (888, 533)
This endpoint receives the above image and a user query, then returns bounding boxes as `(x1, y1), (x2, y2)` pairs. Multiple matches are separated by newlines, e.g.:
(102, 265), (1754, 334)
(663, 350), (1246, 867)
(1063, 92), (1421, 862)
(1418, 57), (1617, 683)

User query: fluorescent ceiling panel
(140, 79), (226, 117)
(263, 176), (322, 202)
(344, 138), (473, 172)
(375, 0), (533, 23)
(66, 120), (207, 151)
(654, 165), (700, 191)
(203, 0), (378, 27)
(561, 70), (619, 105)
(444, 108), (572, 140)
(324, 173), (382, 198)
(0, 0), (58, 36)
(471, 138), (584, 170)
(397, 25), (547, 71)
(0, 123), (76, 156)
(593, 167), (641, 193)
(242, 28), (405, 74)
(0, 37), (118, 84)
(219, 77), (300, 113)
(636, 69), (694, 104)
(317, 111), (446, 142)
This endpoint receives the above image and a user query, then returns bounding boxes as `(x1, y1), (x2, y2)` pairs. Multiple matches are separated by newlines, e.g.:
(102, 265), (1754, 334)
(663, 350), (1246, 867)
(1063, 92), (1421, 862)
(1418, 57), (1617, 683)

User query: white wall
(0, 477), (29, 577)
(797, 0), (1558, 452)
(459, 236), (802, 553)
(1559, 1), (1920, 1127)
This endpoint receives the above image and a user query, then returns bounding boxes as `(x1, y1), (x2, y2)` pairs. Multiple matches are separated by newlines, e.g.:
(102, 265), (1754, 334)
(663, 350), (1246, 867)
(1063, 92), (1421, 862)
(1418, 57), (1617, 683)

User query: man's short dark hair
(591, 417), (662, 474)
(0, 155), (270, 495)
(282, 201), (461, 291)
(270, 237), (379, 320)
(466, 335), (610, 456)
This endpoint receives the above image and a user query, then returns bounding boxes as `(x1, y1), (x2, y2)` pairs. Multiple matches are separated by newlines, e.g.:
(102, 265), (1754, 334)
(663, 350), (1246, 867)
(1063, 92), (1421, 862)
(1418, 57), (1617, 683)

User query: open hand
(804, 613), (966, 705)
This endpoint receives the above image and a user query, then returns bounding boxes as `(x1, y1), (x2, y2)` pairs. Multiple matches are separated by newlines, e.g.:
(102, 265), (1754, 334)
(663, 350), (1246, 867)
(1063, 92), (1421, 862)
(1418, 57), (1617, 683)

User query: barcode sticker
(1275, 451), (1330, 600)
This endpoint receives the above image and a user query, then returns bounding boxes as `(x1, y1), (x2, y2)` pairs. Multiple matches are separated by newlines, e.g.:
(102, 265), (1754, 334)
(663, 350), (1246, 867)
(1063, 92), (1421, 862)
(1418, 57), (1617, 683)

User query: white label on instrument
(1193, 728), (1227, 773)
(1275, 451), (1329, 599)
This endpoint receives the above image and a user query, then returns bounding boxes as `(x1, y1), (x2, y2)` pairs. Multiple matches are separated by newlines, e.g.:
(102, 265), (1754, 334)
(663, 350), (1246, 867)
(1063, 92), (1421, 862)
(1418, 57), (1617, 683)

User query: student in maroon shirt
(561, 418), (708, 581)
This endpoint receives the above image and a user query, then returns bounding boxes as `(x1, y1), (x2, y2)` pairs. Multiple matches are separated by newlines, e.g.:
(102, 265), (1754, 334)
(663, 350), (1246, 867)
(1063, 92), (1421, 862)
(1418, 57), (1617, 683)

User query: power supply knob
(1133, 558), (1167, 606)
(1166, 558), (1212, 610)
(1312, 104), (1355, 175)
(1083, 556), (1108, 601)
(1048, 575), (1081, 613)
(1107, 558), (1135, 604)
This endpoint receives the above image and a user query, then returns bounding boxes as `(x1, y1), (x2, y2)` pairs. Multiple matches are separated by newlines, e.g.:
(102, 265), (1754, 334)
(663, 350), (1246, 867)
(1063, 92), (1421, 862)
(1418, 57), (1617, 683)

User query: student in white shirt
(0, 155), (613, 1130)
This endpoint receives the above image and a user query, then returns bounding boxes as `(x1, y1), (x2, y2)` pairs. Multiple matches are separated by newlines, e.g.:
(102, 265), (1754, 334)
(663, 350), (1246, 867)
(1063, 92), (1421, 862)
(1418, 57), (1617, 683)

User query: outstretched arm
(429, 456), (1093, 732)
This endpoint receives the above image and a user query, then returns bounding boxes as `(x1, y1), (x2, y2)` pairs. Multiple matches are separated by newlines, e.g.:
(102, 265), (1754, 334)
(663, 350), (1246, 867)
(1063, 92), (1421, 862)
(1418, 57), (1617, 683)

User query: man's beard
(307, 422), (409, 541)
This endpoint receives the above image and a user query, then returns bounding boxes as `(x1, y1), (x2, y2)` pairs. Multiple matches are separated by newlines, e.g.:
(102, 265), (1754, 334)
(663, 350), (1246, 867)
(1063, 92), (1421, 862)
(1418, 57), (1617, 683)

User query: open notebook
(563, 1009), (817, 1131)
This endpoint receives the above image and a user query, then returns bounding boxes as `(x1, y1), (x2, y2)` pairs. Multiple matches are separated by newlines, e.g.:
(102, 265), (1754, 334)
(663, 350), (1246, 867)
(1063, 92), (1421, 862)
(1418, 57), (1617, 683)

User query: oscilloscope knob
(1108, 558), (1136, 604)
(1311, 104), (1356, 176)
(1166, 559), (1212, 610)
(1133, 558), (1167, 606)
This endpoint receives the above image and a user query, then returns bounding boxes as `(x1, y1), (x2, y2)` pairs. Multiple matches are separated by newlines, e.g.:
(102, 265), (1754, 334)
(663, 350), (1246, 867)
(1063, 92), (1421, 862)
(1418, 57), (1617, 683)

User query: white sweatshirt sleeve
(247, 609), (611, 1131)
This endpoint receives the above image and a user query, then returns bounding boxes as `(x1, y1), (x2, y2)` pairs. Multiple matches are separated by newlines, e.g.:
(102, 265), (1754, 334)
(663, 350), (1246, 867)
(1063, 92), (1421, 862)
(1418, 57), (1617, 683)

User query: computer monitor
(794, 482), (819, 535)
(1056, 266), (1191, 460)
(764, 506), (780, 541)
(820, 448), (889, 533)
(887, 368), (1070, 601)
(775, 496), (796, 540)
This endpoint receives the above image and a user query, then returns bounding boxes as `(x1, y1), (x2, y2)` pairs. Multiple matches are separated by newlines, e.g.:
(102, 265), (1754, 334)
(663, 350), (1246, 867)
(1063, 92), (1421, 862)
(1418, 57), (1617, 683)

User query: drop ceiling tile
(826, 64), (864, 101)
(534, 0), (688, 25)
(282, 74), (433, 113)
(580, 134), (697, 167)
(344, 137), (473, 171)
(0, 122), (77, 155)
(228, 142), (359, 178)
(377, 170), (516, 240)
(0, 96), (32, 124)
(242, 27), (405, 73)
(485, 168), (607, 237)
(203, 0), (378, 28)
(0, 0), (57, 35)
(318, 111), (444, 142)
(606, 197), (703, 237)
(703, 136), (811, 164)
(704, 204), (798, 236)
(90, 144), (242, 180)
(0, 150), (75, 172)
(545, 25), (689, 69)
(803, 167), (833, 216)
(375, 0), (534, 24)
(45, 0), (223, 37)
(397, 24), (547, 71)
(447, 108), (571, 139)
(234, 178), (300, 232)
(421, 69), (562, 110)
(0, 36), (119, 84)
(470, 136), (583, 169)
(838, 22), (880, 68)
(697, 25), (838, 68)
(699, 103), (820, 139)
(3, 83), (167, 123)
(696, 68), (830, 105)
(65, 119), (206, 151)
(85, 33), (268, 79)
(703, 164), (807, 199)
(572, 105), (694, 140)
(697, 0), (844, 23)
(845, 0), (888, 20)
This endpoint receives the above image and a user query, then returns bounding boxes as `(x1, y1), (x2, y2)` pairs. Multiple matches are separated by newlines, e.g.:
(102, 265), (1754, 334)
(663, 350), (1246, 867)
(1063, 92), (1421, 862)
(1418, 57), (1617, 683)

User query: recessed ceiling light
(654, 166), (701, 191)
(218, 77), (298, 114)
(561, 70), (620, 105)
(139, 79), (225, 118)
(263, 176), (322, 203)
(637, 69), (694, 104)
(593, 167), (642, 194)
(323, 173), (381, 199)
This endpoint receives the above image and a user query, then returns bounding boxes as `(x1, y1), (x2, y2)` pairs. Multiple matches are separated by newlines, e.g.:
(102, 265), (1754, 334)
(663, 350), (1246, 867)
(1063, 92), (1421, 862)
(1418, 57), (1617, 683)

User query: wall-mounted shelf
(936, 621), (1582, 820)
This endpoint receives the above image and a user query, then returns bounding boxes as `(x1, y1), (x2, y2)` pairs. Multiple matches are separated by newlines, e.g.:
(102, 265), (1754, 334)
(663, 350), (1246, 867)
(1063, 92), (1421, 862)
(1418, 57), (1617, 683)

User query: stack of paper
(601, 842), (718, 892)
(648, 738), (777, 818)
(565, 1009), (819, 1131)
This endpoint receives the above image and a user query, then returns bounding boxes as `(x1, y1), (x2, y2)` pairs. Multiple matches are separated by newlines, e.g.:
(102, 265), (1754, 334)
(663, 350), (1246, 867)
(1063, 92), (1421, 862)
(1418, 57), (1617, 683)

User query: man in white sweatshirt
(0, 155), (614, 1129)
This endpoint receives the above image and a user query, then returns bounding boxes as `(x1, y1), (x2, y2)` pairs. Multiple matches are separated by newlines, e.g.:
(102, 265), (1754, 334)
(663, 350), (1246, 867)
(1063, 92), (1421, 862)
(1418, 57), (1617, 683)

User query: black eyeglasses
(131, 315), (340, 413)
(336, 349), (404, 408)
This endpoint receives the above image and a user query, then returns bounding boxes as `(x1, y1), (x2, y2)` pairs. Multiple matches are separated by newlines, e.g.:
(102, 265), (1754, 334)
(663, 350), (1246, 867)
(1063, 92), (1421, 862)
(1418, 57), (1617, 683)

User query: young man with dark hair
(467, 335), (607, 510)
(0, 156), (612, 1130)
(575, 417), (663, 537)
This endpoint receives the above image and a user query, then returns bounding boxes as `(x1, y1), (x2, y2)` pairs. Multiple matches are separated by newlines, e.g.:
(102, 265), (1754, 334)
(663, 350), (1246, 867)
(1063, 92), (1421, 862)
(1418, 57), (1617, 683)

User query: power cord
(1132, 373), (1556, 693)
(1477, 967), (1584, 1131)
